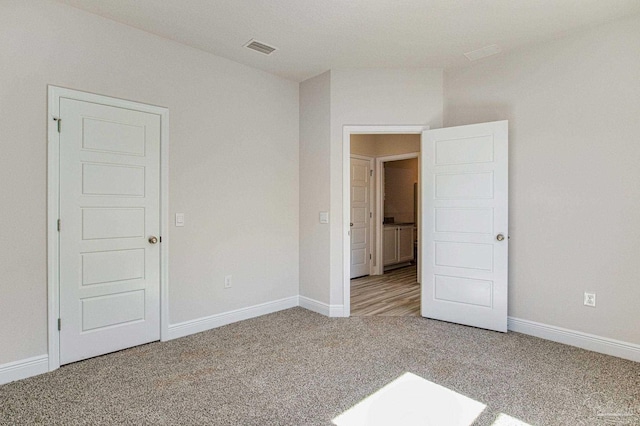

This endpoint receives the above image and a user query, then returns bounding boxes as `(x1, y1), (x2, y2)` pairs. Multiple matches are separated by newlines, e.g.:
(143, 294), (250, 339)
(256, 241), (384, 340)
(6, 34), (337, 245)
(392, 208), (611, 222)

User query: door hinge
(53, 117), (61, 133)
(369, 254), (372, 259)
(57, 219), (61, 231)
(159, 236), (162, 243)
(370, 212), (372, 218)
(57, 318), (61, 331)
(370, 170), (373, 176)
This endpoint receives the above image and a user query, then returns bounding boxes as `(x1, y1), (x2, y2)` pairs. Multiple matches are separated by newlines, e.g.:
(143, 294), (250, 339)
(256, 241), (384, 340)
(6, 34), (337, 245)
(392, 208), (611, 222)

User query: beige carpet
(1, 307), (638, 425)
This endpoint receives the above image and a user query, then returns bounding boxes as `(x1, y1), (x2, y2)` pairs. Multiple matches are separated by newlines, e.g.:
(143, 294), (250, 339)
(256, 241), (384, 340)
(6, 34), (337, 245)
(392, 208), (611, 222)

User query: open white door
(421, 121), (508, 332)
(350, 157), (372, 278)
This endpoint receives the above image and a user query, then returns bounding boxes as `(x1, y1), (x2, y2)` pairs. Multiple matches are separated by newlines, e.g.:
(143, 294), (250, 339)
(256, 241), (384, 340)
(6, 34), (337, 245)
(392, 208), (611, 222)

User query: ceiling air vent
(464, 44), (501, 61)
(244, 39), (277, 55)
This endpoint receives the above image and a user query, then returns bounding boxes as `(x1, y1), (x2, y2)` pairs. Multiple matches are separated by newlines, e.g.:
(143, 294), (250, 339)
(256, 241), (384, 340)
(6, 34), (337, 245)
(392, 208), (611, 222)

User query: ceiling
(56, 0), (640, 82)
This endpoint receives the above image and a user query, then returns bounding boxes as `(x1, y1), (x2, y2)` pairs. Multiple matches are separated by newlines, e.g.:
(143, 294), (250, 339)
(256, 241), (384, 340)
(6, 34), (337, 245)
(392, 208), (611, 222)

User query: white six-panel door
(59, 97), (161, 364)
(350, 157), (372, 278)
(421, 121), (508, 332)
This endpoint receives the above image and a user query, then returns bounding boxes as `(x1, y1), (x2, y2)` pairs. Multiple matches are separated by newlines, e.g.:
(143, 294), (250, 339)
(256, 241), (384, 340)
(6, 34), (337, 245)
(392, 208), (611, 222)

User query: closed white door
(59, 98), (161, 364)
(350, 157), (372, 278)
(421, 121), (508, 332)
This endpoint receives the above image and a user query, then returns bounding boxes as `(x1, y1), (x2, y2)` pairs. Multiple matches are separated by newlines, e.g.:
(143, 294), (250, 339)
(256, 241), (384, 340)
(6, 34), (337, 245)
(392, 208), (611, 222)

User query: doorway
(47, 86), (170, 370)
(343, 122), (509, 333)
(347, 131), (423, 316)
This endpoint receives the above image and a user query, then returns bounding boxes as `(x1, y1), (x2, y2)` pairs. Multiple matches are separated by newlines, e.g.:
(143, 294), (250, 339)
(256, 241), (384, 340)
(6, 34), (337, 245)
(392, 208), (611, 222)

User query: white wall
(444, 13), (640, 345)
(299, 72), (331, 302)
(329, 69), (443, 305)
(0, 0), (299, 365)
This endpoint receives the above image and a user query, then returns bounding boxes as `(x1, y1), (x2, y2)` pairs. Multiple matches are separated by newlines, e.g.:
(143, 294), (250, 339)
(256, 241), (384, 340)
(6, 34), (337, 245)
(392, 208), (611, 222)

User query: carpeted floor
(1, 308), (638, 425)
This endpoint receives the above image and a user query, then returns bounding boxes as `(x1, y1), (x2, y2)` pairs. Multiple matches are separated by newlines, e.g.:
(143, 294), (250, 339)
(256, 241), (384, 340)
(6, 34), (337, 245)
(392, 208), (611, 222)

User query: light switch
(175, 213), (185, 227)
(319, 211), (329, 224)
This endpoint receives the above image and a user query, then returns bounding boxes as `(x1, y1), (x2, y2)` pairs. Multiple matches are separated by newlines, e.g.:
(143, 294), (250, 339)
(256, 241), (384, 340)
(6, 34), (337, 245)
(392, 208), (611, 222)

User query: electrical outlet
(224, 275), (232, 289)
(584, 292), (596, 307)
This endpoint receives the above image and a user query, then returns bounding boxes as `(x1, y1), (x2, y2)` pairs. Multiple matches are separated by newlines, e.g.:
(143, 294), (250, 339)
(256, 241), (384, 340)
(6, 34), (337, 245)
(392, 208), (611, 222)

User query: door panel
(434, 242), (493, 271)
(434, 208), (493, 234)
(421, 121), (508, 332)
(59, 98), (161, 365)
(350, 158), (371, 278)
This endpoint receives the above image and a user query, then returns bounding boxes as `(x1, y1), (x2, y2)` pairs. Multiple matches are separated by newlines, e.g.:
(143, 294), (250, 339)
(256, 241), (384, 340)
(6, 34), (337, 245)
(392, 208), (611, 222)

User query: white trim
(299, 296), (345, 317)
(47, 88), (60, 371)
(167, 296), (299, 340)
(0, 355), (49, 385)
(508, 317), (640, 363)
(342, 125), (428, 318)
(330, 304), (347, 317)
(47, 86), (170, 371)
(4, 315), (638, 386)
(159, 97), (170, 342)
(299, 296), (330, 316)
(374, 152), (420, 275)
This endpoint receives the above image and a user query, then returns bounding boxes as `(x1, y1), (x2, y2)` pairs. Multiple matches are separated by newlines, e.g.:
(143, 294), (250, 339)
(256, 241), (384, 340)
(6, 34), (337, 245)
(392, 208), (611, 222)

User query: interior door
(350, 157), (372, 278)
(421, 121), (508, 332)
(59, 97), (161, 364)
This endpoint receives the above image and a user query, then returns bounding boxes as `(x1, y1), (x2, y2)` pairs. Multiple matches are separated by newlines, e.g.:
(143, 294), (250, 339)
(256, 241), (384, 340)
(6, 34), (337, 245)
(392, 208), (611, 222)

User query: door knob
(496, 234), (505, 241)
(350, 223), (354, 227)
(148, 236), (159, 244)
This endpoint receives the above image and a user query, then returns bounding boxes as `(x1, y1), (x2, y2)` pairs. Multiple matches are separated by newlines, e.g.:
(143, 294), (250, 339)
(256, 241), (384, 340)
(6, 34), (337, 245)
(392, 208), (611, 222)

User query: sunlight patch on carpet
(491, 413), (532, 425)
(332, 372), (486, 426)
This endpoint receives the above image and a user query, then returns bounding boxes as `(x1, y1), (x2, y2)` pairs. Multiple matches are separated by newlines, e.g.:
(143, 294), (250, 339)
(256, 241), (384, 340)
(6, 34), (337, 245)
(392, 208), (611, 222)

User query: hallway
(350, 266), (419, 316)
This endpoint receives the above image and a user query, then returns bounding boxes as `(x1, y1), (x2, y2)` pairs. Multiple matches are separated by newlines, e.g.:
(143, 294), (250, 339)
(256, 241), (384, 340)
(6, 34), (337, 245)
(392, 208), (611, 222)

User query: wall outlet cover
(319, 211), (329, 224)
(584, 292), (596, 307)
(175, 213), (185, 227)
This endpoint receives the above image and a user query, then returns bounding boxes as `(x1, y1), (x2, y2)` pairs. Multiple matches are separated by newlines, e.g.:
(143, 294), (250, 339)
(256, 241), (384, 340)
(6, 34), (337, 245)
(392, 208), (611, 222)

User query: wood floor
(350, 265), (420, 316)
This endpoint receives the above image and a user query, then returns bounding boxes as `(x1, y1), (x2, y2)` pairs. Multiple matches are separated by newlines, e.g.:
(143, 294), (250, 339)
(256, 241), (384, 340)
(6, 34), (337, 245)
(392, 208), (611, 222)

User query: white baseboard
(0, 354), (49, 385)
(508, 317), (640, 363)
(5, 310), (634, 388)
(298, 296), (345, 317)
(299, 296), (330, 316)
(330, 304), (347, 317)
(167, 296), (299, 340)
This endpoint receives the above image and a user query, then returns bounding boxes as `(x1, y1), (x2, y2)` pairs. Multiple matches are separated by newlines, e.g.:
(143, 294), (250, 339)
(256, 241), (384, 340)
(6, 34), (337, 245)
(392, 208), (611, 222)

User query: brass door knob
(148, 236), (159, 244)
(496, 234), (505, 241)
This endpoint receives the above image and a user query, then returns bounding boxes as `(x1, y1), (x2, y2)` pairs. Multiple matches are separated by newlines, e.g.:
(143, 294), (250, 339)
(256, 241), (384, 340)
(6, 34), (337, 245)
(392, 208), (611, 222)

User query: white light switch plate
(319, 211), (329, 224)
(175, 213), (185, 227)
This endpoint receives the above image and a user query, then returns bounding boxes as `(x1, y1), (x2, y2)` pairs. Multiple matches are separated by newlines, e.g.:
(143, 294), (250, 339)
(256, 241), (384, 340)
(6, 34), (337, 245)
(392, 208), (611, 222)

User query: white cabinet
(383, 225), (414, 267)
(398, 226), (414, 263)
(383, 227), (399, 266)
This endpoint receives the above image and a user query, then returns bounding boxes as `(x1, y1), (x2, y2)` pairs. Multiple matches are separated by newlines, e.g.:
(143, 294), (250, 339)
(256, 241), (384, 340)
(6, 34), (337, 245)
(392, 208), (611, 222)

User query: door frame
(349, 154), (375, 278)
(342, 125), (428, 316)
(376, 152), (420, 274)
(47, 86), (170, 371)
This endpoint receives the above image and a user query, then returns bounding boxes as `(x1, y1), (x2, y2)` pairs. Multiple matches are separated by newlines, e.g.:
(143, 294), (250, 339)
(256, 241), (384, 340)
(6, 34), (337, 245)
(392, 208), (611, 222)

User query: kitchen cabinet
(383, 224), (414, 267)
(383, 227), (398, 266)
(398, 226), (414, 263)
